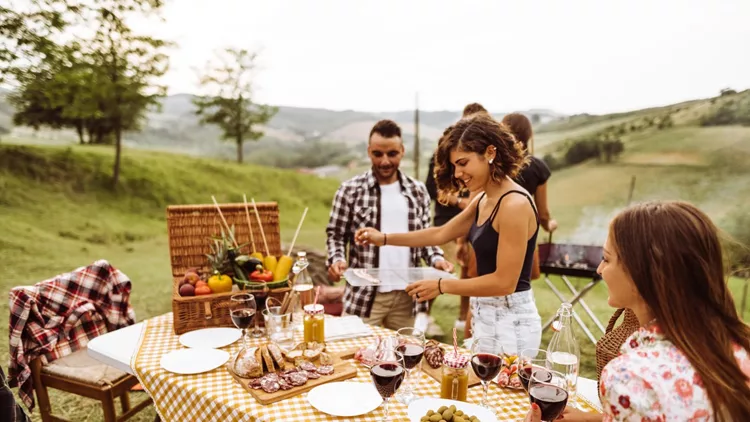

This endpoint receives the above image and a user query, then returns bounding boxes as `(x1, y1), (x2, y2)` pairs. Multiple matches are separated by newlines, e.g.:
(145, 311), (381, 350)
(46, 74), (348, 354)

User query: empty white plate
(160, 349), (230, 375)
(178, 327), (241, 349)
(307, 381), (382, 417)
(407, 398), (498, 422)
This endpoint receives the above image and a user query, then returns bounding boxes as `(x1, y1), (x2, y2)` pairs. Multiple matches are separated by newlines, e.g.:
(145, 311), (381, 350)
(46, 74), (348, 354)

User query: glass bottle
(292, 251), (313, 330)
(546, 302), (581, 401)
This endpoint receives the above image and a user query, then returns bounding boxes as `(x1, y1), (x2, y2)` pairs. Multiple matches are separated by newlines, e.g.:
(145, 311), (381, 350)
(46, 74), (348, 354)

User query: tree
(3, 1), (169, 187)
(84, 3), (170, 187)
(193, 48), (278, 164)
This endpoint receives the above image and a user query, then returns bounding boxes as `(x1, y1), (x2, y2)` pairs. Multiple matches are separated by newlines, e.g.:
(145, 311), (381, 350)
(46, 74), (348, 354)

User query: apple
(179, 284), (195, 297)
(183, 271), (200, 286)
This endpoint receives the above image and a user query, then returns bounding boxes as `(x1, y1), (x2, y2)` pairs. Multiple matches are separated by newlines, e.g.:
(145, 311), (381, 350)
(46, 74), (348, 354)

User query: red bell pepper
(250, 265), (273, 282)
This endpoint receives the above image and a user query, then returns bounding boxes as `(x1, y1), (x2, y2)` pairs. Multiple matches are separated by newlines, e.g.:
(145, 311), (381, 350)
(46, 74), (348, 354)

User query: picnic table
(87, 313), (602, 421)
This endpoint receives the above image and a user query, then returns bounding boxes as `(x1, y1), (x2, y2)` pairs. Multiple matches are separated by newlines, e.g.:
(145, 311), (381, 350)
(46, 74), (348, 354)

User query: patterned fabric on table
(8, 260), (136, 409)
(133, 313), (597, 421)
(325, 169), (444, 318)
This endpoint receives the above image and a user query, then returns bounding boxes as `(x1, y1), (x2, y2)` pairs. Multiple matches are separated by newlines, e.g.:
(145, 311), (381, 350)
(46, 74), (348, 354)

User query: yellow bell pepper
(207, 273), (233, 293)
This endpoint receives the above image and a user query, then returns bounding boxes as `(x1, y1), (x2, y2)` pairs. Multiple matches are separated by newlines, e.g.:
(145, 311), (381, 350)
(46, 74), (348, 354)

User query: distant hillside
(0, 91), (563, 157)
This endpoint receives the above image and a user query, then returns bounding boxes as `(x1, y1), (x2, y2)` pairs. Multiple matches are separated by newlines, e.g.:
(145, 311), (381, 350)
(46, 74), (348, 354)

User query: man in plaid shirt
(326, 119), (453, 330)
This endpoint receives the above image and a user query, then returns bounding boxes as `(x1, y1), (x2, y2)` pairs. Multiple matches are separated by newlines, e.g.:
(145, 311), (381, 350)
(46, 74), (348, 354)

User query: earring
(489, 158), (494, 164)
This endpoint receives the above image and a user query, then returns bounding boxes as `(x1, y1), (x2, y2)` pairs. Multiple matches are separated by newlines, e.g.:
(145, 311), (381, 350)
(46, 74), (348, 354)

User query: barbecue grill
(538, 234), (605, 345)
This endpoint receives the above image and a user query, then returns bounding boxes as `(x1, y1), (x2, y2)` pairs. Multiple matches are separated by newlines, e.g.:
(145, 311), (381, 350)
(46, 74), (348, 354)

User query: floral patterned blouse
(599, 322), (750, 421)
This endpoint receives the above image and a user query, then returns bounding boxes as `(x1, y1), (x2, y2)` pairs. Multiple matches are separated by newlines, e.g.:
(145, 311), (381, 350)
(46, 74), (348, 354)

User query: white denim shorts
(467, 289), (542, 355)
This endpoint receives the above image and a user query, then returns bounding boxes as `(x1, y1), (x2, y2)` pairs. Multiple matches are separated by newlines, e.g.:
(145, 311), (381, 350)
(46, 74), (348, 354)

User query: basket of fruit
(168, 197), (294, 334)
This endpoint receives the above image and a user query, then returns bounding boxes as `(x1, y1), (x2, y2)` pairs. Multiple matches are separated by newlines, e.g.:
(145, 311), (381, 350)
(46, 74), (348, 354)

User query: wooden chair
(30, 350), (152, 422)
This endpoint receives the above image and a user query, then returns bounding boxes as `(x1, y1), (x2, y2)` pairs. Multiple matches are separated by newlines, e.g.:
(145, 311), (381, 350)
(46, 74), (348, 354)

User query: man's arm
(325, 185), (351, 267)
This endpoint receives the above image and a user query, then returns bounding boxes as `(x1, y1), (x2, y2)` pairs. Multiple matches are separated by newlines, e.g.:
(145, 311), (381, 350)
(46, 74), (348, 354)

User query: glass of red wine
(529, 367), (568, 422)
(230, 293), (256, 349)
(250, 289), (267, 338)
(394, 327), (425, 405)
(369, 348), (406, 421)
(519, 348), (549, 395)
(470, 337), (504, 412)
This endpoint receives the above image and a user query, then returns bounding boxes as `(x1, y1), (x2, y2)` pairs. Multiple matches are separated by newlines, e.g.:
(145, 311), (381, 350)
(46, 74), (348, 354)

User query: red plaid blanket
(7, 260), (135, 410)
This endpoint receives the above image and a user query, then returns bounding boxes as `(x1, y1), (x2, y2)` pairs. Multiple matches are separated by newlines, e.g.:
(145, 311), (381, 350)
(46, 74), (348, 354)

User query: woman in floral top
(525, 201), (750, 422)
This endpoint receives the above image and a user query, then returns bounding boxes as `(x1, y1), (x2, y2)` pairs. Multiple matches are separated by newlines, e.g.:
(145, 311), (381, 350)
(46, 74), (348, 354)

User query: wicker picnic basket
(167, 202), (291, 335)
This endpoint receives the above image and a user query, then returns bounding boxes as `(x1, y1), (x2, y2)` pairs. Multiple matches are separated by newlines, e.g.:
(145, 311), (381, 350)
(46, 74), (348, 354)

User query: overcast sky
(132, 0), (749, 114)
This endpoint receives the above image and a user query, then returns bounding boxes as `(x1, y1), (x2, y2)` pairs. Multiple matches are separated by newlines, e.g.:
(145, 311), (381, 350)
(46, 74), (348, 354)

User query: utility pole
(414, 92), (420, 179)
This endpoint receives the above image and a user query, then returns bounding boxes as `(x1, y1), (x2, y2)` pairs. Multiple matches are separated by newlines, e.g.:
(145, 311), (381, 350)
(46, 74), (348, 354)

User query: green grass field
(2, 92), (750, 420)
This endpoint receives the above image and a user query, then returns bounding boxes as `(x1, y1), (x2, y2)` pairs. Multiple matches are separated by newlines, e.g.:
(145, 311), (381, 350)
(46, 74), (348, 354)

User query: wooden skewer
(242, 194), (257, 254)
(280, 292), (292, 314)
(287, 207), (308, 257)
(211, 195), (238, 248)
(251, 198), (271, 257)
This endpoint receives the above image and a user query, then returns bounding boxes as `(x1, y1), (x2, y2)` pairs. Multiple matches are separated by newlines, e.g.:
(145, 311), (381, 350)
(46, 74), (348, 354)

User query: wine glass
(519, 348), (549, 395)
(528, 368), (568, 422)
(470, 337), (504, 412)
(394, 327), (425, 405)
(230, 293), (256, 349)
(250, 289), (267, 338)
(370, 347), (406, 421)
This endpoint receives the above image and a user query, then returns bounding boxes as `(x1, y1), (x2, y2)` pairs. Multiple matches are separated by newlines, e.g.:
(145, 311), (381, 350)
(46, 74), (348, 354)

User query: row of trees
(544, 138), (625, 170)
(1, 1), (275, 188)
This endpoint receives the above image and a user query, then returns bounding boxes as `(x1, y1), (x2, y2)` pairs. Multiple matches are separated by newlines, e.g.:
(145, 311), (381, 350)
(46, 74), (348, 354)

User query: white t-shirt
(378, 181), (411, 293)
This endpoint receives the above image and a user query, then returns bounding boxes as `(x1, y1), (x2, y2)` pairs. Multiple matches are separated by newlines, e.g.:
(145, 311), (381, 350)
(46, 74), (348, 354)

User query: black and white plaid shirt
(326, 169), (444, 318)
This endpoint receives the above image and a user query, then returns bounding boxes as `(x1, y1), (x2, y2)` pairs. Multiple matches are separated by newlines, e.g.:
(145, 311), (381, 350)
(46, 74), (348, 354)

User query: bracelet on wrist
(383, 233), (387, 246)
(438, 278), (443, 294)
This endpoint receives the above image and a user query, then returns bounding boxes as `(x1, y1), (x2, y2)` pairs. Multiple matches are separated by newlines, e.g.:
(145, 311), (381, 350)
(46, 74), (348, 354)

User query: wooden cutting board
(228, 351), (357, 405)
(339, 347), (483, 388)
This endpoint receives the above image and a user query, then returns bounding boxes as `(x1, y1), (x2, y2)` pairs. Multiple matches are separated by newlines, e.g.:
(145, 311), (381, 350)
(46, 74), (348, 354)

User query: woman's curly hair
(433, 114), (528, 200)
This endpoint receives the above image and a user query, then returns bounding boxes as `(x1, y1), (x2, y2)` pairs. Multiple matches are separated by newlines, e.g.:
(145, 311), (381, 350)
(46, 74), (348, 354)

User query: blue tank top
(467, 190), (539, 293)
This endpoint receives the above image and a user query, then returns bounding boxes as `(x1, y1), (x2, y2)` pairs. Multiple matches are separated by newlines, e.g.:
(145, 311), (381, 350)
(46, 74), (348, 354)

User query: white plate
(307, 381), (382, 417)
(178, 327), (241, 349)
(407, 398), (498, 422)
(160, 349), (230, 375)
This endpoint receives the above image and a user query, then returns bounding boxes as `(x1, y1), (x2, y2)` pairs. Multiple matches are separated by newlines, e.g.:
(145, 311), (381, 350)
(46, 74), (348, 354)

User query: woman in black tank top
(354, 114), (543, 354)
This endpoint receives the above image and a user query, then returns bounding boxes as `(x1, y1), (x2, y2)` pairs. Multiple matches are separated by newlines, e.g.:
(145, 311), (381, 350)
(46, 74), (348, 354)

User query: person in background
(356, 114), (543, 354)
(425, 103), (488, 332)
(1, 366), (29, 422)
(525, 201), (750, 421)
(502, 112), (557, 280)
(326, 119), (453, 330)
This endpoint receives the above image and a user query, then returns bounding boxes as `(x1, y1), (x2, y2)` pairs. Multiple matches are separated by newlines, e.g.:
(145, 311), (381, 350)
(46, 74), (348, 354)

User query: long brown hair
(501, 113), (533, 150)
(610, 201), (750, 420)
(434, 114), (528, 196)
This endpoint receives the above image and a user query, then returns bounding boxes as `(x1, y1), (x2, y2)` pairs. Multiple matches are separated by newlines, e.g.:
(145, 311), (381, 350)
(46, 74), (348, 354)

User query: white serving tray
(343, 267), (457, 287)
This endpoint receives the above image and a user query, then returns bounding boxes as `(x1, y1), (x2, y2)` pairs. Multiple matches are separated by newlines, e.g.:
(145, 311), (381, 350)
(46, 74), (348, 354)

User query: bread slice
(233, 347), (262, 378)
(254, 347), (264, 375)
(267, 343), (285, 368)
(261, 345), (276, 373)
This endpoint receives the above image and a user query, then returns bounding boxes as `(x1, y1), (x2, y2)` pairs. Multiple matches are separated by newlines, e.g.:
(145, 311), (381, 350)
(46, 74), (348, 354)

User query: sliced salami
(250, 378), (263, 389)
(304, 370), (320, 379)
(298, 361), (316, 372)
(281, 369), (298, 376)
(317, 365), (334, 375)
(262, 373), (280, 382)
(260, 379), (280, 393)
(289, 371), (308, 386)
(277, 378), (293, 390)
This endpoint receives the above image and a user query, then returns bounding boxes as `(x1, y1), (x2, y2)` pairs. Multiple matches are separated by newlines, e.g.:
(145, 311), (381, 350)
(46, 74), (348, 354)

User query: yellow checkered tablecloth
(132, 313), (597, 421)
